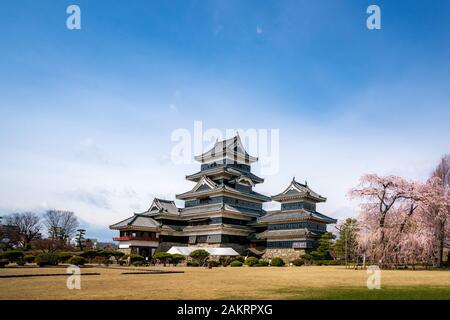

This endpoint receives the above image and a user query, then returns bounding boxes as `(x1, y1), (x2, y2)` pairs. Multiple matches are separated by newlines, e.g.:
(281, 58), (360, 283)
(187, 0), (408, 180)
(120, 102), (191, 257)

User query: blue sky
(0, 0), (449, 241)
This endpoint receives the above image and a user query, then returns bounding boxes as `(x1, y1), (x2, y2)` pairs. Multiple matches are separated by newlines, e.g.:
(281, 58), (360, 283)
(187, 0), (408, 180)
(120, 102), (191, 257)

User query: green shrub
(93, 256), (112, 265)
(244, 256), (259, 267)
(219, 257), (233, 267)
(58, 252), (74, 263)
(153, 252), (172, 266)
(68, 256), (86, 266)
(0, 259), (8, 268)
(312, 260), (347, 266)
(189, 249), (210, 265)
(16, 260), (26, 266)
(24, 255), (35, 263)
(301, 253), (313, 262)
(291, 258), (304, 266)
(80, 250), (100, 262)
(98, 250), (125, 260)
(230, 260), (243, 267)
(171, 254), (186, 266)
(35, 253), (59, 267)
(256, 259), (270, 267)
(187, 261), (199, 267)
(0, 250), (24, 262)
(234, 256), (245, 263)
(129, 254), (145, 263)
(208, 260), (220, 267)
(270, 257), (285, 267)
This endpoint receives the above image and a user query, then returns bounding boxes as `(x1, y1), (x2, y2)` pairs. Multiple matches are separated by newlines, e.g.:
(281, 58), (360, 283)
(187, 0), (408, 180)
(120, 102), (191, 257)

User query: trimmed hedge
(171, 254), (186, 266)
(208, 260), (220, 267)
(189, 249), (210, 265)
(35, 253), (59, 267)
(100, 250), (125, 259)
(291, 258), (304, 266)
(244, 257), (259, 267)
(187, 261), (199, 267)
(234, 256), (245, 263)
(68, 256), (86, 266)
(58, 252), (74, 263)
(230, 260), (243, 267)
(129, 254), (145, 263)
(270, 257), (285, 267)
(24, 255), (35, 263)
(0, 250), (24, 262)
(153, 252), (172, 265)
(256, 259), (270, 267)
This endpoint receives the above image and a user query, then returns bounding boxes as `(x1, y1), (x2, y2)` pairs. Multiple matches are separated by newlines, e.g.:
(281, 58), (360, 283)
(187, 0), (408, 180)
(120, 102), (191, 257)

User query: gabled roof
(186, 166), (264, 184)
(176, 181), (271, 202)
(179, 202), (264, 217)
(256, 209), (337, 224)
(191, 175), (218, 192)
(255, 228), (318, 240)
(230, 176), (255, 187)
(137, 198), (180, 216)
(272, 178), (326, 203)
(109, 214), (161, 230)
(194, 134), (258, 164)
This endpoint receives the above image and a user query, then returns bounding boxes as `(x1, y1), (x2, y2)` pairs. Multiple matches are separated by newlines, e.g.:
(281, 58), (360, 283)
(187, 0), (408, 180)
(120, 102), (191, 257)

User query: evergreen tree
(333, 218), (359, 261)
(75, 229), (86, 251)
(310, 231), (334, 260)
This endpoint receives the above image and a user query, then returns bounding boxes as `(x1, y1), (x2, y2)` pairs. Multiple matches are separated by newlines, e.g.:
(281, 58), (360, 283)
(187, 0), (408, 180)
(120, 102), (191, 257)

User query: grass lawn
(0, 265), (449, 300)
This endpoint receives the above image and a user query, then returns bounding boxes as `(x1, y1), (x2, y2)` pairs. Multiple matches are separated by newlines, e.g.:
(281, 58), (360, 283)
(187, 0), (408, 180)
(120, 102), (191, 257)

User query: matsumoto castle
(110, 135), (337, 261)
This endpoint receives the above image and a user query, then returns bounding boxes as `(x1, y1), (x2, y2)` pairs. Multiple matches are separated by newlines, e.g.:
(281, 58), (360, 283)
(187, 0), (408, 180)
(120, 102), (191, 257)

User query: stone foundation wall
(262, 248), (305, 262)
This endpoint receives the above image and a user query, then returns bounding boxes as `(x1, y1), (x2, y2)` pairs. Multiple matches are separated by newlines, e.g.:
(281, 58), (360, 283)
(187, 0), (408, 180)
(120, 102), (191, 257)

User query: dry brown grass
(0, 265), (449, 300)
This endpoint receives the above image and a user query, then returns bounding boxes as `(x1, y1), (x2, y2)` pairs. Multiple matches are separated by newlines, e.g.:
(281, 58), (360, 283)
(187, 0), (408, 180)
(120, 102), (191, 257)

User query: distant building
(95, 241), (118, 250)
(110, 134), (336, 262)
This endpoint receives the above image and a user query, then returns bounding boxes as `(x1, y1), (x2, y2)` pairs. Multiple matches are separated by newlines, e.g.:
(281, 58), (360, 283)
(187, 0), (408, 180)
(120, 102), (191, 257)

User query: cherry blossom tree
(350, 164), (449, 268)
(349, 174), (425, 268)
(418, 176), (449, 267)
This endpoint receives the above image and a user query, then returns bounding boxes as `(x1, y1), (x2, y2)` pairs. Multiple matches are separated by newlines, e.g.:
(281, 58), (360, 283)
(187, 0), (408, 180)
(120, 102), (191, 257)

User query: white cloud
(256, 26), (263, 34)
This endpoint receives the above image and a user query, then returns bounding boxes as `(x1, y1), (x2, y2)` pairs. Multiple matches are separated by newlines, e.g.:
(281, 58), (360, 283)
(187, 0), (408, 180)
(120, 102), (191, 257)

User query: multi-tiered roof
(175, 135), (269, 243)
(109, 198), (183, 235)
(194, 134), (258, 164)
(252, 178), (336, 248)
(110, 135), (337, 254)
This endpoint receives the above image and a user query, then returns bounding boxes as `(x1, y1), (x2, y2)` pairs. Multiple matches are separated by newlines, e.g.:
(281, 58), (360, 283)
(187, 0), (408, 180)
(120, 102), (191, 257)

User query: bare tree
(43, 210), (79, 243)
(4, 212), (42, 248)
